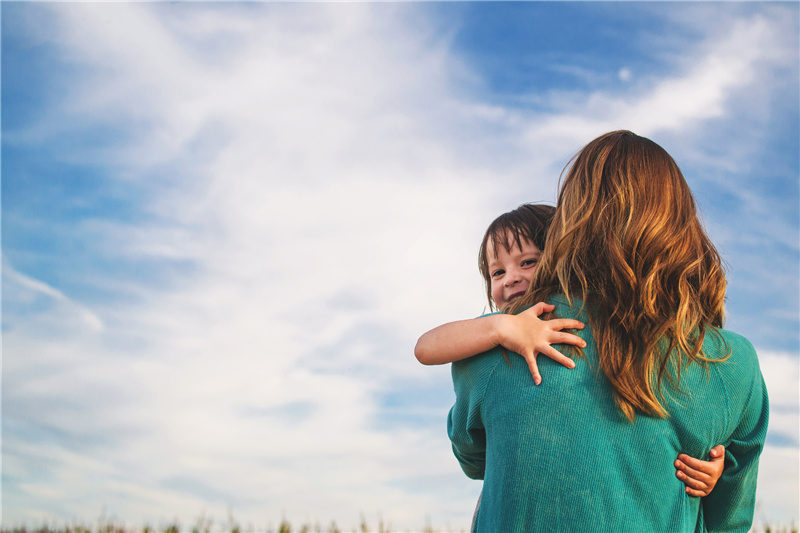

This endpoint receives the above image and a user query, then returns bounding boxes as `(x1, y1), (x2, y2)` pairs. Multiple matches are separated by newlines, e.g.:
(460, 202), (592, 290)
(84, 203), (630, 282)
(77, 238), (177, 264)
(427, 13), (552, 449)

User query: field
(0, 515), (441, 533)
(0, 518), (796, 533)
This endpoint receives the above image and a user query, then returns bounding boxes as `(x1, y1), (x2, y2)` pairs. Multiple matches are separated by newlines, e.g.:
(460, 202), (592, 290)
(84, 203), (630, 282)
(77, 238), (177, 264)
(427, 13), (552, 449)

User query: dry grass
(2, 517), (795, 533)
(0, 514), (447, 533)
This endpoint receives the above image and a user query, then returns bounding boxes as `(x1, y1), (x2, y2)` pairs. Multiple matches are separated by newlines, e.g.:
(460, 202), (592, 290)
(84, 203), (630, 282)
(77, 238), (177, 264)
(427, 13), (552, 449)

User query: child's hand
(674, 445), (726, 497)
(496, 302), (585, 385)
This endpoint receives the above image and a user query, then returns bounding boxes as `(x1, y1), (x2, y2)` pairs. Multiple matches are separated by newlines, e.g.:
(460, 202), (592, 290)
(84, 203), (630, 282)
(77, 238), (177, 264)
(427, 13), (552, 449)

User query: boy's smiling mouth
(507, 289), (527, 302)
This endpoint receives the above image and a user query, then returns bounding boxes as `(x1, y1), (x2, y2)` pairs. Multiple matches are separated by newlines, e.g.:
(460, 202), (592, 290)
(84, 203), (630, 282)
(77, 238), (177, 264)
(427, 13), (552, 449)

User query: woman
(447, 131), (769, 532)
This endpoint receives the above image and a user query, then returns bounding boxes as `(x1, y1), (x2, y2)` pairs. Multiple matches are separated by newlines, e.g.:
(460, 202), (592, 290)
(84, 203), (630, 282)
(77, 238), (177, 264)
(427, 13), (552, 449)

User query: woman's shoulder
(450, 346), (507, 404)
(547, 293), (591, 321)
(703, 327), (766, 407)
(451, 345), (506, 374)
(704, 327), (758, 365)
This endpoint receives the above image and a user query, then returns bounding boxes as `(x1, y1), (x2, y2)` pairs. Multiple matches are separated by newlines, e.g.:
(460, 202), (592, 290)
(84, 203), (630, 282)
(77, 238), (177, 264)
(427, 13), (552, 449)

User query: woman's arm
(415, 302), (585, 384)
(701, 344), (769, 532)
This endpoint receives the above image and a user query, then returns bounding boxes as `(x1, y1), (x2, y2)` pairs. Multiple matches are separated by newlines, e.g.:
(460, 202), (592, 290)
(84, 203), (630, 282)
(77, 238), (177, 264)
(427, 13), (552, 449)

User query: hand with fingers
(674, 445), (726, 497)
(495, 302), (586, 385)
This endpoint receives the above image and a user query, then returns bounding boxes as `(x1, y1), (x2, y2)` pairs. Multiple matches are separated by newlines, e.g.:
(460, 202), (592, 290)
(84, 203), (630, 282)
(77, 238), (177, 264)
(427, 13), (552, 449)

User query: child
(416, 203), (725, 498)
(415, 204), (581, 385)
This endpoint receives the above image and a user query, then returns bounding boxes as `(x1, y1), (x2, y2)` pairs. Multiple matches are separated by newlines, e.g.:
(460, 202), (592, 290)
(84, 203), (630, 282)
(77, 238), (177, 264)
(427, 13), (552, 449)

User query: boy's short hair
(478, 203), (555, 309)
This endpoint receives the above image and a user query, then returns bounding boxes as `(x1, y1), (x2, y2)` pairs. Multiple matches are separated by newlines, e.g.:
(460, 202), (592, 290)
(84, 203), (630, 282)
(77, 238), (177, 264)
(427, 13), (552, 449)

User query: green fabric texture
(448, 296), (769, 533)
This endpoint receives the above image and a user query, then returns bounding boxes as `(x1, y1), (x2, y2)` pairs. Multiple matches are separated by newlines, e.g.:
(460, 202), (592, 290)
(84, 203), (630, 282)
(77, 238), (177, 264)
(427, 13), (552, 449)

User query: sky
(2, 2), (798, 531)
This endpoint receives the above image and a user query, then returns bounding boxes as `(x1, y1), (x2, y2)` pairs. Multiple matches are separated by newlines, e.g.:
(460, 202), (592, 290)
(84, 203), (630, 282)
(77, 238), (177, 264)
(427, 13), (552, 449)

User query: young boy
(416, 203), (725, 497)
(415, 204), (581, 385)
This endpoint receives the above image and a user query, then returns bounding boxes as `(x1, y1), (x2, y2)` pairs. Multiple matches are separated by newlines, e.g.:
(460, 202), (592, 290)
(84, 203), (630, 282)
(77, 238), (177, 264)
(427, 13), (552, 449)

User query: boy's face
(486, 232), (542, 310)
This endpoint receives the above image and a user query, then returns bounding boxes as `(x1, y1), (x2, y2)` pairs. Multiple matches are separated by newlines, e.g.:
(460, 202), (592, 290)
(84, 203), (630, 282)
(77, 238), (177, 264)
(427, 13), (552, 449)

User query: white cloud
(759, 351), (800, 413)
(756, 445), (800, 528)
(514, 10), (791, 160)
(3, 264), (104, 333)
(753, 351), (800, 526)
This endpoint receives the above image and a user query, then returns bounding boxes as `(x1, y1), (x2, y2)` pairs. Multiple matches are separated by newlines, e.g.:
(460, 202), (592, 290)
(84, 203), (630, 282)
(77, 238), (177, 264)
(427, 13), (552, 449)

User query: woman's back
(448, 297), (768, 533)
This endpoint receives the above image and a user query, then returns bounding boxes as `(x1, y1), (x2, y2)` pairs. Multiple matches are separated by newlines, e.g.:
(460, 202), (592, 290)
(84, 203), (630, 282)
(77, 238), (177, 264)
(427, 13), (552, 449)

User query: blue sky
(2, 2), (798, 530)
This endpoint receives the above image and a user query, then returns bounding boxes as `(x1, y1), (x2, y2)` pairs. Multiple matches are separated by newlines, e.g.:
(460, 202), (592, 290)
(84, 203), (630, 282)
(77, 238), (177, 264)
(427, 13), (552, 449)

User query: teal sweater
(448, 297), (769, 533)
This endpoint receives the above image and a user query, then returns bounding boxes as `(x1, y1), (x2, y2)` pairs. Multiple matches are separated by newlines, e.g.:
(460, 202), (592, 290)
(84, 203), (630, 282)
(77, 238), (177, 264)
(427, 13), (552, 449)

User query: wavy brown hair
(510, 130), (728, 421)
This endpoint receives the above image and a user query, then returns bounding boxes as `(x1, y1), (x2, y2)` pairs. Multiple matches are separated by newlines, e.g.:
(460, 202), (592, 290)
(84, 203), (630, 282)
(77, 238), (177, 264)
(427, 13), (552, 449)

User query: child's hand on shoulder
(495, 302), (585, 385)
(674, 445), (726, 497)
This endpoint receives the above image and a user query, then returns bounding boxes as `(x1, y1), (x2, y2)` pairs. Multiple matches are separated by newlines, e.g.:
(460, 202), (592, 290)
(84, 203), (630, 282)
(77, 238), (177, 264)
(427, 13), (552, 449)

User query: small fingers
(674, 458), (710, 481)
(531, 302), (555, 316)
(709, 445), (725, 458)
(677, 453), (716, 475)
(684, 486), (709, 498)
(675, 467), (709, 492)
(546, 319), (585, 331)
(525, 353), (542, 385)
(549, 331), (586, 348)
(539, 345), (576, 369)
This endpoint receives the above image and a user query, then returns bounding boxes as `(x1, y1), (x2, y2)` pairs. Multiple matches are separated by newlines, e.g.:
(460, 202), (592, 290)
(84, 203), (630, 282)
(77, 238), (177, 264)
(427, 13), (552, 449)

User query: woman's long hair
(510, 131), (727, 421)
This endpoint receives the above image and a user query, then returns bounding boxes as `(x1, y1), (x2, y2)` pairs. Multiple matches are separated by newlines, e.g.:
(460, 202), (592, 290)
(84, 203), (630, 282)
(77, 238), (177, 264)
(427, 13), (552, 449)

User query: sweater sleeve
(447, 354), (499, 480)
(701, 341), (770, 533)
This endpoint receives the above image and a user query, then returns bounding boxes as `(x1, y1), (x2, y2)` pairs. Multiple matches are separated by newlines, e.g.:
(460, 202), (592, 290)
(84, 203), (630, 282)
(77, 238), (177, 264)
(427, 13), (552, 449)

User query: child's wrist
(490, 314), (508, 347)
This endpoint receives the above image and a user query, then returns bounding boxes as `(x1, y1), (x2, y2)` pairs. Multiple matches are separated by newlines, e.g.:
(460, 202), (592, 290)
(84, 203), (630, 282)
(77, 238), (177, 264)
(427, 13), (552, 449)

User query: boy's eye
(522, 259), (538, 267)
(491, 269), (505, 278)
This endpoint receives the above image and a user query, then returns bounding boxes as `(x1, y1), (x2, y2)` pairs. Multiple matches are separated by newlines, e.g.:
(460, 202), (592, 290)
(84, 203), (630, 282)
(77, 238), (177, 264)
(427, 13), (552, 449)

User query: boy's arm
(415, 302), (585, 384)
(414, 313), (508, 366)
(674, 445), (726, 497)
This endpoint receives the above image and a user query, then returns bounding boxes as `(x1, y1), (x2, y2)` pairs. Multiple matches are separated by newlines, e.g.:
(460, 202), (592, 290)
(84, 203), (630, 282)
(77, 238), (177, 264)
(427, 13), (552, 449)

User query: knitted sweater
(448, 296), (769, 533)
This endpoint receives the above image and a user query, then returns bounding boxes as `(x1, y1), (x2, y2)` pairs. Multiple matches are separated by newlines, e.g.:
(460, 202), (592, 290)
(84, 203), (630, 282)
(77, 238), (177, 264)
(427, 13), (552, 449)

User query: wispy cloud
(756, 351), (800, 525)
(507, 9), (794, 173)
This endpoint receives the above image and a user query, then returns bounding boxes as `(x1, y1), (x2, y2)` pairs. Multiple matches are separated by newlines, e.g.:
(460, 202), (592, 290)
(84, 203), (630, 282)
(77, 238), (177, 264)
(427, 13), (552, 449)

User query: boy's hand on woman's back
(674, 445), (726, 497)
(495, 302), (585, 385)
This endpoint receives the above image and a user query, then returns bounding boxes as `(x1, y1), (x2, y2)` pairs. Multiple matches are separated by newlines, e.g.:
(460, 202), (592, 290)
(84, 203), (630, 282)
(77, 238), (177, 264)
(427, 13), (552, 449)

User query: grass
(0, 514), (448, 533)
(761, 525), (800, 533)
(1, 516), (795, 533)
